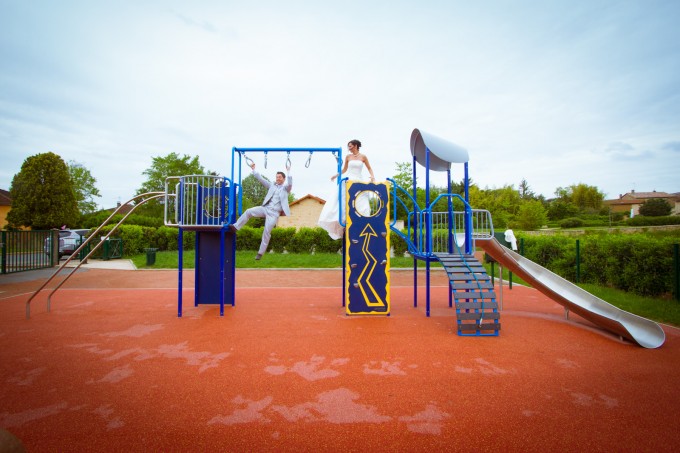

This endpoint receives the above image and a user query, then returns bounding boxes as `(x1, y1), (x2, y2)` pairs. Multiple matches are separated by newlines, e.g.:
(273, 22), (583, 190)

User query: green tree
(470, 185), (522, 229)
(392, 161), (415, 190)
(547, 200), (579, 221)
(7, 152), (79, 229)
(570, 183), (604, 212)
(136, 153), (211, 217)
(638, 198), (672, 216)
(68, 160), (101, 214)
(240, 173), (269, 209)
(548, 183), (605, 218)
(515, 199), (548, 230)
(518, 178), (535, 199)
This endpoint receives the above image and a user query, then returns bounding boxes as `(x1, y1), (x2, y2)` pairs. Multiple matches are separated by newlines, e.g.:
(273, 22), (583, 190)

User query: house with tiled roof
(105, 201), (134, 215)
(604, 190), (680, 217)
(0, 189), (11, 229)
(276, 194), (326, 229)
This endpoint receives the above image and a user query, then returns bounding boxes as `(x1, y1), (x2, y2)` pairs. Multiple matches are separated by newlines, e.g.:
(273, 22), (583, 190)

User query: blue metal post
(447, 168), (453, 308)
(412, 154), (418, 308)
(220, 229), (225, 316)
(342, 234), (346, 307)
(425, 148), (431, 317)
(194, 232), (200, 307)
(464, 162), (472, 255)
(178, 228), (183, 317)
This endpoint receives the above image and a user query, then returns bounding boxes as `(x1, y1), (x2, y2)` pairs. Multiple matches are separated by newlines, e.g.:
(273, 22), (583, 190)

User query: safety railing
(387, 179), (494, 258)
(429, 209), (494, 254)
(387, 178), (423, 256)
(164, 175), (235, 229)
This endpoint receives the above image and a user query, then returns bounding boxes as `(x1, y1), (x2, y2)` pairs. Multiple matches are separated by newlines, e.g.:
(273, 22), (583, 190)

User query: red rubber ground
(1, 268), (679, 452)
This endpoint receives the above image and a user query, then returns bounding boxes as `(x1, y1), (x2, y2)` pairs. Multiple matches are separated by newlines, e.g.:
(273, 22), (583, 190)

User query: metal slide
(477, 238), (665, 348)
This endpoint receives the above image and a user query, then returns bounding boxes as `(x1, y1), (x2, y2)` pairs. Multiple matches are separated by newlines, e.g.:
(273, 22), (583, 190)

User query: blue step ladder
(434, 252), (500, 336)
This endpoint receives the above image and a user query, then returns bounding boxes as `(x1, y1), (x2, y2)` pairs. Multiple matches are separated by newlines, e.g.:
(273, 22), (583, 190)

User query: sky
(1, 0), (679, 211)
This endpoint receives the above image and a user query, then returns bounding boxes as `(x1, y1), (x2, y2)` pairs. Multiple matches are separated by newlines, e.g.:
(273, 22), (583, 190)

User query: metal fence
(0, 230), (54, 274)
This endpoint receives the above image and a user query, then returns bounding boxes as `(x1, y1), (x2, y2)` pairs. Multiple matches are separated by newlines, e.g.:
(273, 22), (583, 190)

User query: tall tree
(68, 160), (101, 214)
(518, 178), (535, 199)
(136, 153), (211, 217)
(551, 183), (605, 216)
(569, 183), (605, 212)
(7, 152), (79, 229)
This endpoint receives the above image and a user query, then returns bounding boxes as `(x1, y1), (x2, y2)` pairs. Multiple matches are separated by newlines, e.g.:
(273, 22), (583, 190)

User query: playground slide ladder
(433, 252), (500, 336)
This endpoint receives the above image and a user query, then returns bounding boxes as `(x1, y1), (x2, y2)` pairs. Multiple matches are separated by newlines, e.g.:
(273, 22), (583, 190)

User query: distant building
(604, 190), (680, 216)
(277, 194), (326, 229)
(105, 201), (134, 215)
(0, 189), (10, 229)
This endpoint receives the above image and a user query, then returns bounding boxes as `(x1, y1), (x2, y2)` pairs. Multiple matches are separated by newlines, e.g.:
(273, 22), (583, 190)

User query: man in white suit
(229, 161), (292, 260)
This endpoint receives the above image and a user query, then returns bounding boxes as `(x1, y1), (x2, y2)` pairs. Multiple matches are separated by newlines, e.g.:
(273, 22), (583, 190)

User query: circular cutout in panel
(202, 194), (229, 220)
(353, 190), (383, 217)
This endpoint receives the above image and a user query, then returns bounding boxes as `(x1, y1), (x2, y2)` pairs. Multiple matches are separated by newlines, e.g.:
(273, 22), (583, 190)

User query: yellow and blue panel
(345, 181), (390, 315)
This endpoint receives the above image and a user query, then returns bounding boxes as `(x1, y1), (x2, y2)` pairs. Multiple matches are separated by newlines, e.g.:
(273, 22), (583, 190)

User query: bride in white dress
(318, 139), (376, 239)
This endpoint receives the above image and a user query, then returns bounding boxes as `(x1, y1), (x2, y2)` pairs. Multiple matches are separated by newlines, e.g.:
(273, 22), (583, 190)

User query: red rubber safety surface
(1, 268), (679, 452)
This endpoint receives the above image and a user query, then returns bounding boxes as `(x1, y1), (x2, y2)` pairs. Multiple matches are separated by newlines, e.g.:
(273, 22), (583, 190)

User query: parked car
(44, 229), (91, 259)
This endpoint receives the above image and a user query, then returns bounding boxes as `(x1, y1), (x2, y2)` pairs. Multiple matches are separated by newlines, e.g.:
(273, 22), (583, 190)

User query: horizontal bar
(233, 148), (341, 152)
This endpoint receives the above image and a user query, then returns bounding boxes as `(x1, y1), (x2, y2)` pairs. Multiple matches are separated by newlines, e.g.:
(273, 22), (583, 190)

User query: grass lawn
(132, 249), (429, 269)
(130, 250), (680, 327)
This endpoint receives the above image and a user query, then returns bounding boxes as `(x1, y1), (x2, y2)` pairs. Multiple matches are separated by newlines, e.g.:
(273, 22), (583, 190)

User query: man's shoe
(255, 254), (262, 260)
(228, 225), (238, 234)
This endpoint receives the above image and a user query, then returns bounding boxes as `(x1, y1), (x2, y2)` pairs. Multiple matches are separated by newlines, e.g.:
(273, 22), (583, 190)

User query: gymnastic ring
(305, 151), (313, 168)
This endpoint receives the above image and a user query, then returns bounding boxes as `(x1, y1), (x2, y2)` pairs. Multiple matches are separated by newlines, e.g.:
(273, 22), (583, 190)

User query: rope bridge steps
(434, 253), (501, 337)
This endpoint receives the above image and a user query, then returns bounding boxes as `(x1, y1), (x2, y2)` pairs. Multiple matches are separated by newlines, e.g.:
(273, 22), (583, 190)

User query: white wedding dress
(318, 160), (371, 239)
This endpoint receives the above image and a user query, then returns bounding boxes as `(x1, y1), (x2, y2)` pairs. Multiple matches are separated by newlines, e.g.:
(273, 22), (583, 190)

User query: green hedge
(99, 224), (343, 256)
(517, 233), (678, 297)
(626, 216), (680, 227)
(94, 224), (195, 255)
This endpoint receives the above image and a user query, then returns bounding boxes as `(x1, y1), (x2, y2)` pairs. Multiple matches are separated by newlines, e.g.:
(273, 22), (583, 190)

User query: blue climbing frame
(168, 148), (344, 317)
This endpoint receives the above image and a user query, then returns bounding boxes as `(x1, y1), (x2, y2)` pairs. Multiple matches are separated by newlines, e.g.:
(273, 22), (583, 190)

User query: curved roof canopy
(410, 128), (469, 171)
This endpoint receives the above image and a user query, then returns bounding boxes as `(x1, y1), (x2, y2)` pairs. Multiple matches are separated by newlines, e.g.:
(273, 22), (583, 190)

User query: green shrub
(560, 217), (584, 228)
(155, 226), (179, 251)
(391, 230), (409, 257)
(235, 226), (262, 251)
(270, 227), (296, 253)
(95, 224), (155, 256)
(287, 227), (316, 254)
(313, 227), (343, 253)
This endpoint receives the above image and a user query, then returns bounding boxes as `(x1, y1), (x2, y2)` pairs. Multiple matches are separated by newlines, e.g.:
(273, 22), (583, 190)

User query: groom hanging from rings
(229, 160), (292, 260)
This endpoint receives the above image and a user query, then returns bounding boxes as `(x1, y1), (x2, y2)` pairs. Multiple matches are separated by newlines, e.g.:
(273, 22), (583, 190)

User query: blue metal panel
(345, 182), (390, 315)
(195, 230), (235, 311)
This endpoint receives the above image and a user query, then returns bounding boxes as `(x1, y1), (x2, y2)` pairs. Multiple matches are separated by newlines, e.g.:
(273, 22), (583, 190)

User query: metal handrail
(26, 192), (165, 318)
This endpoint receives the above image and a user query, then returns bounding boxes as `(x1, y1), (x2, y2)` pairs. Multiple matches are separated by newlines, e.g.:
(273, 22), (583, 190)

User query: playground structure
(161, 129), (664, 347)
(25, 129), (665, 348)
